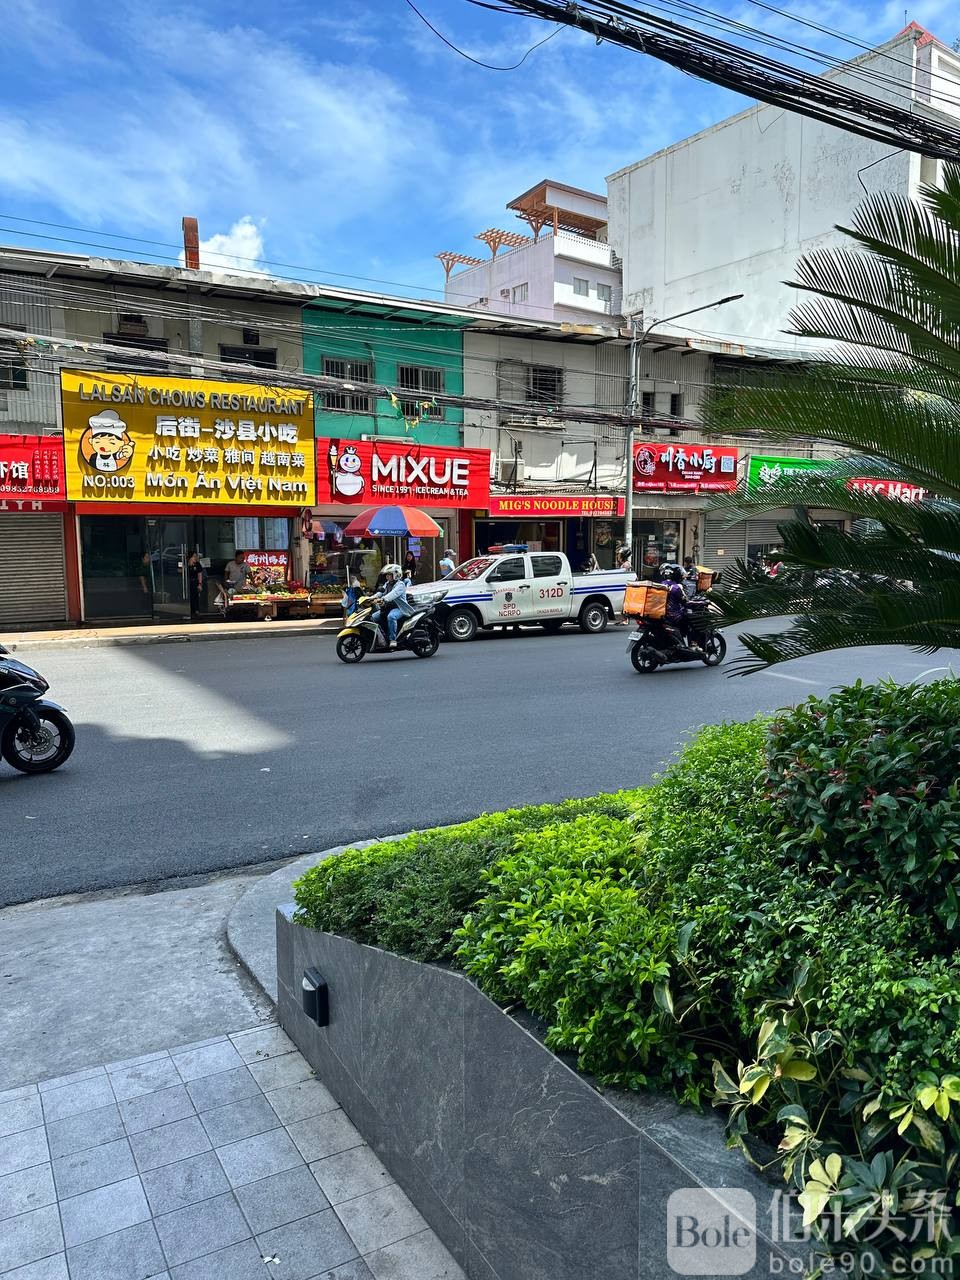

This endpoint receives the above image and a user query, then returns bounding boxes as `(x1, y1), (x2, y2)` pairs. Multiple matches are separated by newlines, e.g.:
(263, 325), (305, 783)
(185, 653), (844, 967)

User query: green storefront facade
(303, 301), (466, 447)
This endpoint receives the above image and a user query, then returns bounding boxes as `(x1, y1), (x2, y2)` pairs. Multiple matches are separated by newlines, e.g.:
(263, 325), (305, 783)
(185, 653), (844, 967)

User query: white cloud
(188, 216), (267, 275)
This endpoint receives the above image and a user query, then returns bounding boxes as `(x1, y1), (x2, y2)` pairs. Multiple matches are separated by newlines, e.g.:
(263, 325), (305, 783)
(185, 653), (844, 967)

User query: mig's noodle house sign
(60, 370), (315, 507)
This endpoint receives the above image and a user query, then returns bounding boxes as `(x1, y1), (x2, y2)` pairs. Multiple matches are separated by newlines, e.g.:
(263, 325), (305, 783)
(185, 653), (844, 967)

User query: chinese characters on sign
(0, 436), (67, 512)
(60, 371), (316, 506)
(633, 443), (739, 493)
(316, 438), (490, 509)
(245, 551), (289, 570)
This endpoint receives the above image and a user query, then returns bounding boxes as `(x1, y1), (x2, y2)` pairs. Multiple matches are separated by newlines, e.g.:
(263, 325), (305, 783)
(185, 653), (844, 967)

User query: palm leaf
(701, 166), (960, 670)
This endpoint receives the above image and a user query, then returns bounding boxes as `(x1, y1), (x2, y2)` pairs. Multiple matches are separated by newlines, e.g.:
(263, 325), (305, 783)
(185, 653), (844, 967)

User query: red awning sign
(0, 435), (67, 501)
(316, 438), (490, 510)
(633, 443), (739, 493)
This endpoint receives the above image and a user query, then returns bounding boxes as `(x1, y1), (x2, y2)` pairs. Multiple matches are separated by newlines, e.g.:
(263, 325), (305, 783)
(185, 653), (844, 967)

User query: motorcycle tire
(1, 708), (76, 774)
(701, 633), (727, 667)
(336, 635), (366, 664)
(410, 628), (440, 658)
(630, 644), (660, 674)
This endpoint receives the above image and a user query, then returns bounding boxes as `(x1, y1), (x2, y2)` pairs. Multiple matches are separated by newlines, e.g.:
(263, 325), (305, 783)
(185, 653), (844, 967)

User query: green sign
(747, 455), (829, 490)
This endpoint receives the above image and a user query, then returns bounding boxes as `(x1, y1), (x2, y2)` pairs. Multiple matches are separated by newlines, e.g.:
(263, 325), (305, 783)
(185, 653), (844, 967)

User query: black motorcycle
(0, 645), (76, 773)
(627, 599), (727, 673)
(335, 591), (445, 663)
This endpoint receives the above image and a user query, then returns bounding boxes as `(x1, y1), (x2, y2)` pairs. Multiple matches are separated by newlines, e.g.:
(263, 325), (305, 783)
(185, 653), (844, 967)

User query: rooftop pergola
(474, 228), (533, 257)
(507, 179), (608, 240)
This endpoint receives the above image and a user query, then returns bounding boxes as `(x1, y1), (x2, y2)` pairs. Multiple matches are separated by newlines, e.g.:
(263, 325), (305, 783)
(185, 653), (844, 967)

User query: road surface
(2, 625), (955, 905)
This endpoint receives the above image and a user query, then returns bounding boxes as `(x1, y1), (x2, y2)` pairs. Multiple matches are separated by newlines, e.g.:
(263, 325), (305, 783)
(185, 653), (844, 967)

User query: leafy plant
(702, 165), (960, 671)
(767, 679), (960, 930)
(292, 791), (643, 961)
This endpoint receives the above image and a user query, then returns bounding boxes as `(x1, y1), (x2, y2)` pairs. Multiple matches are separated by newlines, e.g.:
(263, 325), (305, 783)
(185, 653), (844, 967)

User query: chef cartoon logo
(634, 446), (657, 478)
(79, 410), (135, 473)
(328, 441), (365, 499)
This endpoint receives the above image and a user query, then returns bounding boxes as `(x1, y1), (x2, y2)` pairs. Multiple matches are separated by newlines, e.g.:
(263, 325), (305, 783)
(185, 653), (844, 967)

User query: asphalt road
(2, 624), (957, 906)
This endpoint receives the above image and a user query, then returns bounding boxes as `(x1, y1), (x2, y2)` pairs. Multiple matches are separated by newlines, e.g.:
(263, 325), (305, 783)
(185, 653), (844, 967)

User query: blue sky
(1, 0), (957, 306)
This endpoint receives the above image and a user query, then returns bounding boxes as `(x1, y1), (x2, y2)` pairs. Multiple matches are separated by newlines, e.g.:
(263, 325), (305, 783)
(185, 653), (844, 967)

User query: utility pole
(623, 294), (744, 562)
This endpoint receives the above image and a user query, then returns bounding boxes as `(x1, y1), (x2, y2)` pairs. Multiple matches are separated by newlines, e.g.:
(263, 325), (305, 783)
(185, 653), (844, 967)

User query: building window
(398, 364), (444, 418)
(596, 282), (612, 306)
(0, 334), (27, 391)
(101, 332), (169, 373)
(527, 365), (563, 405)
(220, 344), (278, 370)
(670, 393), (684, 418)
(512, 282), (528, 303)
(573, 277), (589, 297)
(322, 356), (373, 413)
(640, 391), (655, 417)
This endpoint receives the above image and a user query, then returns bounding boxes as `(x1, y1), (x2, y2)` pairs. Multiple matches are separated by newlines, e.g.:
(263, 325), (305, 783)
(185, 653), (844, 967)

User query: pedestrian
(616, 544), (633, 624)
(137, 551), (154, 613)
(439, 548), (456, 577)
(403, 549), (418, 582)
(224, 550), (250, 595)
(681, 555), (697, 599)
(341, 575), (362, 623)
(186, 551), (204, 617)
(582, 552), (600, 573)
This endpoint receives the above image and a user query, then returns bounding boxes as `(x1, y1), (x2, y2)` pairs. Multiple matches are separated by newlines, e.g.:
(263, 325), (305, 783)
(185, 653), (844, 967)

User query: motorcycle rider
(372, 564), (416, 650)
(661, 564), (700, 653)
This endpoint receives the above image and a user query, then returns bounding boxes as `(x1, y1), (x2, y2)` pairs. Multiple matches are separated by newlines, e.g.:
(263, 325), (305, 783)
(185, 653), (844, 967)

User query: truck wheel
(445, 608), (478, 642)
(541, 620), (563, 634)
(578, 601), (608, 634)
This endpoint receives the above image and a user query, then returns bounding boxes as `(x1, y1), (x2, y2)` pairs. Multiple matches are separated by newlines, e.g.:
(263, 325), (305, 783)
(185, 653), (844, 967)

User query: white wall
(446, 234), (621, 324)
(606, 31), (942, 346)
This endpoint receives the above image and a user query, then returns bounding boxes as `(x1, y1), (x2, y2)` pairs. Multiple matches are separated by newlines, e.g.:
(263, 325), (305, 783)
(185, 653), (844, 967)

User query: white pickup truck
(421, 549), (635, 642)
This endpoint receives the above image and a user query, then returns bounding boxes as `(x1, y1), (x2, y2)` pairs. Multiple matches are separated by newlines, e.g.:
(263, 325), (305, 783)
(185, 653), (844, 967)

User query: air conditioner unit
(499, 288), (511, 298)
(497, 458), (525, 484)
(476, 297), (489, 306)
(117, 312), (148, 337)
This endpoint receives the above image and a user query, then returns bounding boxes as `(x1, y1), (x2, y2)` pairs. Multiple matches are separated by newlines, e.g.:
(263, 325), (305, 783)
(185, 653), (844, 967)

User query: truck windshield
(447, 557), (496, 581)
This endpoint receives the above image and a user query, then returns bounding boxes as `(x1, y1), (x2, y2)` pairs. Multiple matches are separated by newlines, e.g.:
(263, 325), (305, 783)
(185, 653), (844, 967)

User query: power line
(469, 0), (960, 159)
(403, 0), (563, 68)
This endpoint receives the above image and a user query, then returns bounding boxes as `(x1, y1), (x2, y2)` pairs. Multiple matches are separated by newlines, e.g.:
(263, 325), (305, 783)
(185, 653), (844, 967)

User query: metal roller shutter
(746, 517), (789, 556)
(703, 515), (747, 567)
(0, 515), (67, 626)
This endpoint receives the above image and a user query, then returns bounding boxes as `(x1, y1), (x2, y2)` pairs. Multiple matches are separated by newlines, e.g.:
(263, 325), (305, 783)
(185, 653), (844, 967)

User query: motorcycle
(627, 598), (727, 673)
(335, 590), (446, 664)
(0, 645), (76, 773)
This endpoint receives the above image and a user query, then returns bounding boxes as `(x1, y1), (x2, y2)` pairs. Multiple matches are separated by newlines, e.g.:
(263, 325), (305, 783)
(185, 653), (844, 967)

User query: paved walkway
(0, 618), (339, 652)
(1, 1025), (464, 1280)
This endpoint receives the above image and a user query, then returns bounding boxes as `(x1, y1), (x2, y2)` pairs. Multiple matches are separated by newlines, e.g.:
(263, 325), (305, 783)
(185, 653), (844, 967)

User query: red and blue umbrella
(342, 505), (443, 537)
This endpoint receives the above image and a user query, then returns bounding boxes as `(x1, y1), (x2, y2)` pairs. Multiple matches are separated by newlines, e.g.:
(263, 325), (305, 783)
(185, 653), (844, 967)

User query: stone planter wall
(277, 908), (807, 1280)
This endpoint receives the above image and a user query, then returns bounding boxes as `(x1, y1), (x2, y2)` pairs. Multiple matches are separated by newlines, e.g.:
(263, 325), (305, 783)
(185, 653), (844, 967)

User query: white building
(606, 22), (960, 347)
(439, 180), (622, 326)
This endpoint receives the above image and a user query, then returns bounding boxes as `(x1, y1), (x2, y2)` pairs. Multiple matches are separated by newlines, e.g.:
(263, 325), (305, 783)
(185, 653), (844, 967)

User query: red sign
(0, 435), (67, 504)
(245, 550), (289, 569)
(488, 495), (625, 518)
(316, 438), (490, 509)
(848, 477), (928, 503)
(633, 443), (739, 493)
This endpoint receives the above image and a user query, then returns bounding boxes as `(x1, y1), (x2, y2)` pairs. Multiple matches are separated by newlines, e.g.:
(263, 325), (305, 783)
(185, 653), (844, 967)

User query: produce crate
(624, 582), (667, 619)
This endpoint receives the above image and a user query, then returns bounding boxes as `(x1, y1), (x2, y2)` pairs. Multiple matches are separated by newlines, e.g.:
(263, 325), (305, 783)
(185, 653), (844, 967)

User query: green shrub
(292, 791), (643, 962)
(455, 815), (690, 1090)
(768, 679), (960, 931)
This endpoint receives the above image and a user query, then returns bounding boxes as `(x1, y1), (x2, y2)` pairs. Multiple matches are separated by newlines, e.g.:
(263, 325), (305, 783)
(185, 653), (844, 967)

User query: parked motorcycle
(335, 591), (446, 664)
(627, 599), (727, 673)
(0, 645), (76, 772)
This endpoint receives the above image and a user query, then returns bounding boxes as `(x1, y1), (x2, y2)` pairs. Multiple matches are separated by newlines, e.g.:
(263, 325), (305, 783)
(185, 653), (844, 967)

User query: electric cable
(402, 0), (563, 68)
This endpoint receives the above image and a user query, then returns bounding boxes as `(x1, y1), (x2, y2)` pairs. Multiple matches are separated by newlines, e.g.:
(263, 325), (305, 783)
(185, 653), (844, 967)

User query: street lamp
(623, 293), (744, 561)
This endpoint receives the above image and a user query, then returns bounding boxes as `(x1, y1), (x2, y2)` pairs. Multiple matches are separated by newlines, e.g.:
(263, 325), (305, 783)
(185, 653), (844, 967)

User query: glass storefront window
(475, 520), (562, 554)
(635, 520), (683, 578)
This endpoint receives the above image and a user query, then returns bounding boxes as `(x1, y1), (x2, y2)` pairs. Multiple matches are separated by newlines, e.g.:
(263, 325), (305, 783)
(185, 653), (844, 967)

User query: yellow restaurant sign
(61, 370), (316, 507)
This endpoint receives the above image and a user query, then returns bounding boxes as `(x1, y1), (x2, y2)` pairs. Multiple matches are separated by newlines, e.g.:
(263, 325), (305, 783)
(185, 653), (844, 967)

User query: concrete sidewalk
(0, 851), (464, 1280)
(0, 617), (341, 652)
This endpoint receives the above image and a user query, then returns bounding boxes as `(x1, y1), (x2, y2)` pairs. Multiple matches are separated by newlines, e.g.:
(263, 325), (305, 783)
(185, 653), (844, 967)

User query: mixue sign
(317, 438), (490, 509)
(633, 443), (739, 493)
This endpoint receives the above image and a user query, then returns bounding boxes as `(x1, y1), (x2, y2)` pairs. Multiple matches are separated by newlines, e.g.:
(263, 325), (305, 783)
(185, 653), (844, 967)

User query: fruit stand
(217, 552), (313, 620)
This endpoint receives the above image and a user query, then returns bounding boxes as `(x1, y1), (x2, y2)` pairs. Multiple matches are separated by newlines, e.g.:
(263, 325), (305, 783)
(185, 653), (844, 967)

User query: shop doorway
(474, 519), (562, 555)
(145, 518), (190, 621)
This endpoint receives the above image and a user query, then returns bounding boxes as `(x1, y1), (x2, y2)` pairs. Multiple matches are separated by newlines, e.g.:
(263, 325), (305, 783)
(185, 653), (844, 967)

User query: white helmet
(382, 563), (402, 578)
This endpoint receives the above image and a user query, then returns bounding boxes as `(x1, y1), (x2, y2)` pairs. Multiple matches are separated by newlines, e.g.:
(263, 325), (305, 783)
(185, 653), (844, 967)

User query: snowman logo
(332, 444), (365, 498)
